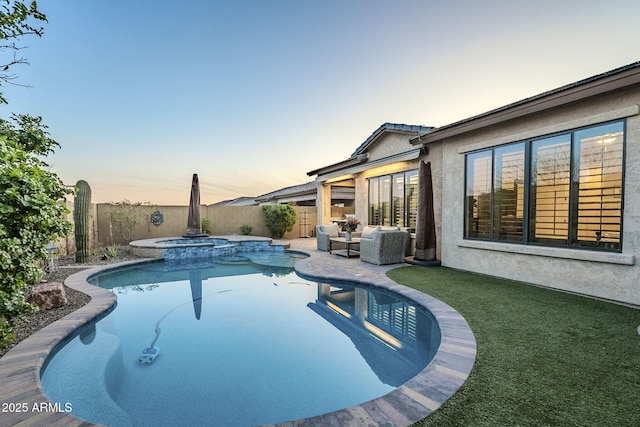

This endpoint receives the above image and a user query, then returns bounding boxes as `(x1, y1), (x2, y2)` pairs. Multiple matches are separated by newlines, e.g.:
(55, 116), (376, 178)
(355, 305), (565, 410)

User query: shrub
(107, 199), (152, 243)
(239, 224), (253, 235)
(261, 204), (296, 239)
(0, 115), (73, 348)
(104, 244), (120, 259)
(201, 217), (211, 234)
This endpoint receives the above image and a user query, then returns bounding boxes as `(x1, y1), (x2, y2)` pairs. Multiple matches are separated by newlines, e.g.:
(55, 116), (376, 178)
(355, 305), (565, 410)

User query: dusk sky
(2, 0), (639, 205)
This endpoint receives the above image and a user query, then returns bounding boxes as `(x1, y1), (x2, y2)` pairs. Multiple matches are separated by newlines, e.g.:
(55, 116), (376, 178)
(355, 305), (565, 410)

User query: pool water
(41, 252), (440, 426)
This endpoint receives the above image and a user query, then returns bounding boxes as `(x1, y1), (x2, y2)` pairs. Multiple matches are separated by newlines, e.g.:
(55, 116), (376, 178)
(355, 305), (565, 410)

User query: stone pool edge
(0, 240), (476, 427)
(0, 258), (154, 427)
(277, 256), (477, 427)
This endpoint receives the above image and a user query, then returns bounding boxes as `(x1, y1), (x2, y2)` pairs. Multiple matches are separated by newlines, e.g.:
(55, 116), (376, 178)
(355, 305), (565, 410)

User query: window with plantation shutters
(368, 170), (419, 229)
(464, 120), (624, 252)
(572, 123), (624, 249)
(530, 135), (571, 245)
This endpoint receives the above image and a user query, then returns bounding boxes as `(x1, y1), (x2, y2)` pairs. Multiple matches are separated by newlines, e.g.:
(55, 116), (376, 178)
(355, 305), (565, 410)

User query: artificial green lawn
(386, 266), (640, 427)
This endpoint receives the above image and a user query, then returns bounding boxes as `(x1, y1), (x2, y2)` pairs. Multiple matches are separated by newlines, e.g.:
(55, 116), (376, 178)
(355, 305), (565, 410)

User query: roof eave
(310, 148), (423, 181)
(307, 155), (366, 177)
(309, 123), (432, 177)
(255, 189), (315, 202)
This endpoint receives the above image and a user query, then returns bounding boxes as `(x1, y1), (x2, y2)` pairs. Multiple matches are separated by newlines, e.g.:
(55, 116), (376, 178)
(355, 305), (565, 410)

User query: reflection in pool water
(41, 253), (440, 427)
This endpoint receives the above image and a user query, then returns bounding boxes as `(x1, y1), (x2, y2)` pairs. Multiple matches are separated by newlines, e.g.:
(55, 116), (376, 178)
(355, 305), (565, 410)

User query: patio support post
(318, 181), (333, 225)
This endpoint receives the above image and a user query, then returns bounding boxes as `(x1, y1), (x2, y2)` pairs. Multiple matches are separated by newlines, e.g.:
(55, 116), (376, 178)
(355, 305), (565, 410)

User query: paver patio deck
(0, 238), (476, 427)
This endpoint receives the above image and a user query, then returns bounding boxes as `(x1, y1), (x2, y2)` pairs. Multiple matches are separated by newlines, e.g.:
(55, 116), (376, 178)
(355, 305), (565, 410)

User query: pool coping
(0, 239), (476, 427)
(0, 259), (146, 427)
(279, 251), (477, 426)
(129, 235), (287, 259)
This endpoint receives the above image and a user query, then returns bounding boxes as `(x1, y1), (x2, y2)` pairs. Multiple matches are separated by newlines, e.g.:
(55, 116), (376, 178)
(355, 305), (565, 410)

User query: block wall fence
(79, 204), (353, 247)
(53, 199), (95, 256)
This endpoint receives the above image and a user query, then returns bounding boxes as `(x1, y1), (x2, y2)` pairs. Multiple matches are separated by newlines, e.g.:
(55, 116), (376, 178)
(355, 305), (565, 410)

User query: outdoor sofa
(359, 225), (409, 265)
(315, 224), (361, 251)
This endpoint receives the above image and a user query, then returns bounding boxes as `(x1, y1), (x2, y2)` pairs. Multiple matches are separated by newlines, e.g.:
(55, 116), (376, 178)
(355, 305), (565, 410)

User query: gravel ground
(0, 247), (141, 358)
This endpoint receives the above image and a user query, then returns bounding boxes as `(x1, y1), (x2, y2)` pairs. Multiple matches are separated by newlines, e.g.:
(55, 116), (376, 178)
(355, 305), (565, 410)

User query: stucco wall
(366, 132), (418, 161)
(438, 87), (640, 305)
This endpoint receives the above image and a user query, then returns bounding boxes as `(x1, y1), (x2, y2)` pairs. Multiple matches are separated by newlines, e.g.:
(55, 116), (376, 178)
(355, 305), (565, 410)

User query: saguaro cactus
(74, 180), (91, 263)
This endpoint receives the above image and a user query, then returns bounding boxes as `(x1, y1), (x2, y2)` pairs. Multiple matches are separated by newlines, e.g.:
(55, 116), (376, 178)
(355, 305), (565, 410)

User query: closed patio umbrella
(186, 173), (202, 237)
(189, 270), (203, 320)
(414, 160), (437, 261)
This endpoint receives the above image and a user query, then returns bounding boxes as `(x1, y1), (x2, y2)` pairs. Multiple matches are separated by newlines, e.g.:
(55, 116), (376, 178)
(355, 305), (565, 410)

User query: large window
(369, 170), (418, 228)
(465, 120), (624, 251)
(530, 135), (571, 244)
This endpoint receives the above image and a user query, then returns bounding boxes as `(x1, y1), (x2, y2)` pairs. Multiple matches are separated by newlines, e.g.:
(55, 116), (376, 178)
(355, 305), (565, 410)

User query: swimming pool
(41, 252), (441, 426)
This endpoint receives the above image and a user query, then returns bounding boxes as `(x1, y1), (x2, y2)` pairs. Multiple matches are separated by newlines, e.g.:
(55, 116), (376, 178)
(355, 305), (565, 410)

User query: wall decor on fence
(150, 210), (164, 227)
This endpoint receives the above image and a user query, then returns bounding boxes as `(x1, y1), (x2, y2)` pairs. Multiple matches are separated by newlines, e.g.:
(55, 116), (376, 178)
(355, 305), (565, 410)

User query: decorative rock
(27, 282), (68, 310)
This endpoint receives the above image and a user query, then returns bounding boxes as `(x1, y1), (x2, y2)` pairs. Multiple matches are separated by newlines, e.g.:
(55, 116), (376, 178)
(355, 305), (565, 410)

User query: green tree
(0, 115), (73, 348)
(261, 204), (296, 239)
(0, 0), (47, 104)
(0, 1), (55, 348)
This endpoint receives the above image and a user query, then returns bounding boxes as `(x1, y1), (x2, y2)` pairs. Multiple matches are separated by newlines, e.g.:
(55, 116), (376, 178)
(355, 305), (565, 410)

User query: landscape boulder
(27, 282), (68, 310)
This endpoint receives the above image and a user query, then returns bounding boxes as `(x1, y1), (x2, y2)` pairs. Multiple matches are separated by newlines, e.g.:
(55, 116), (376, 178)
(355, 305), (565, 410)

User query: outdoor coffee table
(329, 237), (361, 258)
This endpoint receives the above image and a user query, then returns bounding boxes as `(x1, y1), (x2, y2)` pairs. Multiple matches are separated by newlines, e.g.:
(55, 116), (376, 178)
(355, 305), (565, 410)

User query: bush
(107, 199), (153, 243)
(201, 217), (211, 234)
(261, 204), (296, 239)
(0, 115), (73, 348)
(239, 224), (253, 235)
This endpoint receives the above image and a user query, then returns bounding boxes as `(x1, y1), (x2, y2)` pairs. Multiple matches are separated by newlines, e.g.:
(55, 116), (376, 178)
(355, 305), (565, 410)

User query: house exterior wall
(366, 132), (418, 161)
(438, 86), (640, 305)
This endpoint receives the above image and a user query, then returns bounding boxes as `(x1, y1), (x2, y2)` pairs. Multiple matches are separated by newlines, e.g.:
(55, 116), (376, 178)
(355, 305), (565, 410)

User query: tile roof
(255, 181), (316, 202)
(351, 122), (434, 156)
(307, 122), (434, 177)
(209, 196), (257, 206)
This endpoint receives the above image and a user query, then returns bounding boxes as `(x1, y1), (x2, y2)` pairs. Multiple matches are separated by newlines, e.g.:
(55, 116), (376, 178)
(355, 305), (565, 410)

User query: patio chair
(359, 225), (409, 265)
(316, 224), (343, 251)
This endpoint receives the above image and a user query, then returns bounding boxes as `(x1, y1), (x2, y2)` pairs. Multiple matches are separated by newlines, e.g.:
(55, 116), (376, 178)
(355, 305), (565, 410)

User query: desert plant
(89, 245), (103, 257)
(108, 199), (150, 243)
(239, 224), (253, 235)
(73, 180), (91, 263)
(261, 204), (296, 238)
(104, 244), (120, 259)
(201, 217), (211, 234)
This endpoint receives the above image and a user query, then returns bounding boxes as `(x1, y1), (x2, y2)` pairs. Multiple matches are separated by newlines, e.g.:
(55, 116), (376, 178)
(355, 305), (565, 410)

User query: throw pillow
(361, 225), (380, 239)
(320, 223), (339, 237)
